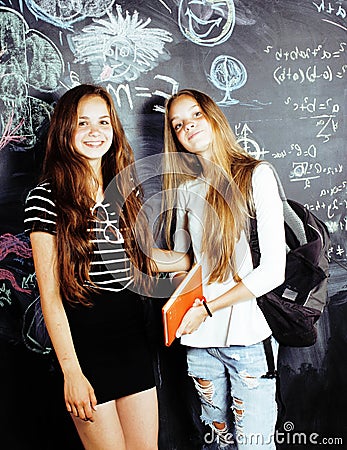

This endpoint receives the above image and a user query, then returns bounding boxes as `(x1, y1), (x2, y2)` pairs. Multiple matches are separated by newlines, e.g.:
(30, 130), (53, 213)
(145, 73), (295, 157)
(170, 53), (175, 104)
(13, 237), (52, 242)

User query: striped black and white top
(24, 182), (133, 292)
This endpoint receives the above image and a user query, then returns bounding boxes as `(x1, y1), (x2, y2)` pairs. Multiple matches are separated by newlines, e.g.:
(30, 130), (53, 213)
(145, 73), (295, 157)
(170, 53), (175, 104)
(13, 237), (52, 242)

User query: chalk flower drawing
(0, 233), (33, 295)
(0, 112), (26, 151)
(68, 5), (173, 83)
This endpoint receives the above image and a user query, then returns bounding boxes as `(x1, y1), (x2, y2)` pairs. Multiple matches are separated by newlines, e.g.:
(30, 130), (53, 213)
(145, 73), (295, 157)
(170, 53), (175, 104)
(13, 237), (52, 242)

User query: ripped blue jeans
(186, 338), (278, 449)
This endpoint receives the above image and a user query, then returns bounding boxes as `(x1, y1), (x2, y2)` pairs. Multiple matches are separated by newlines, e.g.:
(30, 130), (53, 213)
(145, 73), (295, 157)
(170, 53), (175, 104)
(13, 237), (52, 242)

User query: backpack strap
(261, 336), (277, 378)
(250, 164), (284, 378)
(257, 161), (307, 246)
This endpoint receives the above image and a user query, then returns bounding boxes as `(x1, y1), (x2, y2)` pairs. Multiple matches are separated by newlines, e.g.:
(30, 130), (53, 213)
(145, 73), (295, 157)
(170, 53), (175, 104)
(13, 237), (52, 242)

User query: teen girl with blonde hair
(161, 88), (286, 449)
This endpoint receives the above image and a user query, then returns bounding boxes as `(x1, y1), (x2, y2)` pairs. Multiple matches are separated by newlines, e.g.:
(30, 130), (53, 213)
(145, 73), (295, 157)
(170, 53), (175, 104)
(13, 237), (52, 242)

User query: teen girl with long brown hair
(161, 89), (286, 449)
(24, 84), (189, 450)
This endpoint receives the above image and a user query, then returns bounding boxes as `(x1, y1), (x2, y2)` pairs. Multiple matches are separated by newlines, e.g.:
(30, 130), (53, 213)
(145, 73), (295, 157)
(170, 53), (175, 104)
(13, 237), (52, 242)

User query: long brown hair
(42, 84), (156, 305)
(162, 88), (261, 283)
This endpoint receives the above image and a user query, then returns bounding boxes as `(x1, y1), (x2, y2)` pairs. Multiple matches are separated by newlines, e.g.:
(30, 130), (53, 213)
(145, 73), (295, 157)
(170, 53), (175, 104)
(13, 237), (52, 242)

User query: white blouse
(173, 163), (286, 347)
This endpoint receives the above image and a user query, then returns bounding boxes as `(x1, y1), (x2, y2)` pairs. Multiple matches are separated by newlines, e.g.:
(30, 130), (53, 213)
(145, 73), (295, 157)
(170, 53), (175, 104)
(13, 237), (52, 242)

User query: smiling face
(169, 94), (213, 160)
(73, 94), (113, 168)
(178, 0), (235, 46)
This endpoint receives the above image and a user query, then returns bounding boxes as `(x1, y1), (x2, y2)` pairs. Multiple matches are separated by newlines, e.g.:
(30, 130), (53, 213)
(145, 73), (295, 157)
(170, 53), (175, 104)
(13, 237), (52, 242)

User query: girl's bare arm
(30, 232), (97, 421)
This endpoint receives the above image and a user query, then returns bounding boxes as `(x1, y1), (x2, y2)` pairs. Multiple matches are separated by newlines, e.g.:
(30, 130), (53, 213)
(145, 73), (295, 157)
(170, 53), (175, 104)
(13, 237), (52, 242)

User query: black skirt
(64, 287), (155, 405)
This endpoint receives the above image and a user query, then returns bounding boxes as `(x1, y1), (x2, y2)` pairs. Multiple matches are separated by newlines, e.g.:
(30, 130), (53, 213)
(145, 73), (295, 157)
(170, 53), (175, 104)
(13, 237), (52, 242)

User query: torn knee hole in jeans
(211, 422), (232, 446)
(192, 377), (214, 405)
(233, 397), (245, 436)
(233, 397), (244, 418)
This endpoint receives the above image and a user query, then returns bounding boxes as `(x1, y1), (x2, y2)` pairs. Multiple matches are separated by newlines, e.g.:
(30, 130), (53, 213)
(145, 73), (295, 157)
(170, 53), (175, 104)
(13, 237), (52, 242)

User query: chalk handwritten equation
(264, 42), (346, 84)
(262, 11), (346, 258)
(271, 92), (345, 257)
(312, 0), (347, 31)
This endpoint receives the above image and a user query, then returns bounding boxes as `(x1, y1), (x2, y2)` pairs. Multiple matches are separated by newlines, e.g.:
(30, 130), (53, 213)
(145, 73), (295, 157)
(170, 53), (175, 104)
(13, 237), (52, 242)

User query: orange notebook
(162, 264), (203, 346)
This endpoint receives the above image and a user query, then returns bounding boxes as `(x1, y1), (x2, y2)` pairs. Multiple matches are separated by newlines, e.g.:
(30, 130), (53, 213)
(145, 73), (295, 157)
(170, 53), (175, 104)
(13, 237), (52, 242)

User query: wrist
(60, 359), (82, 377)
(199, 305), (208, 321)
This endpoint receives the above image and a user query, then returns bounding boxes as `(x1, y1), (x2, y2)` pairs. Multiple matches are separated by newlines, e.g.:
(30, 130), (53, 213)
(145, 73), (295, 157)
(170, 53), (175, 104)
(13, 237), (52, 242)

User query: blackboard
(0, 1), (346, 449)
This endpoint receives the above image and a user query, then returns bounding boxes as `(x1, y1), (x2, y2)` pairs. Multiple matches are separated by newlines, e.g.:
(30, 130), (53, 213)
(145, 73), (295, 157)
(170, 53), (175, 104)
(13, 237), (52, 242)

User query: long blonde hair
(162, 89), (260, 283)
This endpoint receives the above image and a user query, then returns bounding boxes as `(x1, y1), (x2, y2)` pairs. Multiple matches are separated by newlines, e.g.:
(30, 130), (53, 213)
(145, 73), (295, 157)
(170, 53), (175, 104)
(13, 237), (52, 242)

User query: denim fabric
(186, 338), (278, 449)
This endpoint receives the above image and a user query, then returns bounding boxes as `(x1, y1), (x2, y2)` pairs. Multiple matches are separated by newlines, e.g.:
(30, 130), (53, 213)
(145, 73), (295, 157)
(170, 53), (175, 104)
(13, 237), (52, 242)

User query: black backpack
(249, 163), (330, 351)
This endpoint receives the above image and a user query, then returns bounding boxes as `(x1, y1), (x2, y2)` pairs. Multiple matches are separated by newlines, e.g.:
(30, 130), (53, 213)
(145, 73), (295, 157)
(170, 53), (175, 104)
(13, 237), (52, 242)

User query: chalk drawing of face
(178, 0), (235, 46)
(98, 35), (139, 82)
(68, 6), (172, 83)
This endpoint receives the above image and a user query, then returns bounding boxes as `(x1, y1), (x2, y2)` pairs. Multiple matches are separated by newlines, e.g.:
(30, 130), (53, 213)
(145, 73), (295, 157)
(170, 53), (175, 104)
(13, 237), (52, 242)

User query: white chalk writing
(0, 282), (12, 307)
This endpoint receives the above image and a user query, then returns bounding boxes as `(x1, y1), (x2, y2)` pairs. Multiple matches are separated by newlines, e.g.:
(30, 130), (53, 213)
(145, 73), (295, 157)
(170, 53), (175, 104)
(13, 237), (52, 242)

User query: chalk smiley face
(178, 0), (235, 46)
